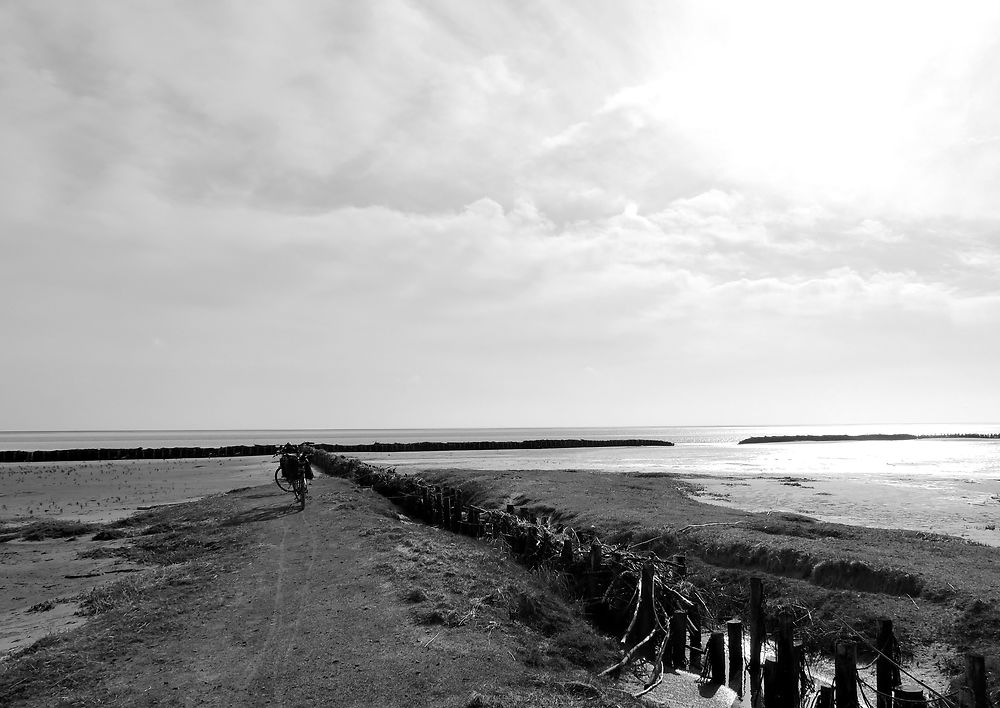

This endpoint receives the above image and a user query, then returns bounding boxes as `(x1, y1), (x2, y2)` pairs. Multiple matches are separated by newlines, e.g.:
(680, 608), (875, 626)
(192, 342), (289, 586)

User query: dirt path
(1, 472), (752, 707)
(0, 477), (616, 706)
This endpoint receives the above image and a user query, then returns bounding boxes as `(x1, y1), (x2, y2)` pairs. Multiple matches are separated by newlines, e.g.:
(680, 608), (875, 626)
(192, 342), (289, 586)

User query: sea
(3, 423), (1000, 543)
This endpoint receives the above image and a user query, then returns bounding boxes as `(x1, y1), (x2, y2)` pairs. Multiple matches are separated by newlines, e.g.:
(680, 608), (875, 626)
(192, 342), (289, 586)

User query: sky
(3, 1), (1000, 430)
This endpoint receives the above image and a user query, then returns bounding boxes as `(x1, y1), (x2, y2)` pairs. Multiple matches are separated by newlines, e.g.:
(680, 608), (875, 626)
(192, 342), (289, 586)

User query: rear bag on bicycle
(279, 454), (298, 478)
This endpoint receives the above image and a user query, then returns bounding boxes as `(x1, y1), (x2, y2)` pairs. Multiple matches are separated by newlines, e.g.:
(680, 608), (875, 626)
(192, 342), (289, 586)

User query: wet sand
(0, 457), (278, 525)
(0, 457), (278, 657)
(680, 471), (1000, 546)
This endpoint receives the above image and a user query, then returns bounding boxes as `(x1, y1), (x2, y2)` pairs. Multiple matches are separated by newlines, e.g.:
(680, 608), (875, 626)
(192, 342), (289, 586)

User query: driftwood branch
(678, 521), (744, 533)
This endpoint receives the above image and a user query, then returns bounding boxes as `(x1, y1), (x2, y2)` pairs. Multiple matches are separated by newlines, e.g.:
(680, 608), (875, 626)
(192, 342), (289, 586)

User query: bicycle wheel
(275, 467), (294, 492)
(294, 478), (307, 510)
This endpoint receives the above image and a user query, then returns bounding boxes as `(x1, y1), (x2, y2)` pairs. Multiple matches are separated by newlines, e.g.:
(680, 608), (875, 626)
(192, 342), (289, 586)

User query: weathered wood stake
(776, 613), (797, 708)
(586, 542), (602, 602)
(876, 618), (898, 708)
(835, 642), (859, 708)
(670, 610), (688, 668)
(708, 631), (726, 684)
(893, 686), (925, 708)
(817, 686), (833, 708)
(749, 577), (765, 707)
(690, 603), (703, 669)
(966, 654), (987, 708)
(561, 535), (574, 565)
(672, 554), (687, 577)
(625, 562), (657, 658)
(728, 619), (744, 696)
(764, 660), (780, 708)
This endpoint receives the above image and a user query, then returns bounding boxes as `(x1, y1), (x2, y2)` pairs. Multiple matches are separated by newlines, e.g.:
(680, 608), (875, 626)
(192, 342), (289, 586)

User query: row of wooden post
(743, 579), (988, 708)
(617, 572), (987, 708)
(401, 483), (488, 537)
(352, 463), (990, 708)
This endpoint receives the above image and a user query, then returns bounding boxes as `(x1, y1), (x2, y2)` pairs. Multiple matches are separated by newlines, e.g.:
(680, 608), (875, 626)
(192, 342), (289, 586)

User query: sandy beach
(0, 457), (278, 525)
(0, 457), (277, 657)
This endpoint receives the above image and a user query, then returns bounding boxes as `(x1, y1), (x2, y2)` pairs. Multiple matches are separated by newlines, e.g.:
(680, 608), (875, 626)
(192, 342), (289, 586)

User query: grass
(0, 519), (98, 542)
(415, 465), (1000, 689)
(0, 494), (254, 707)
(0, 564), (208, 706)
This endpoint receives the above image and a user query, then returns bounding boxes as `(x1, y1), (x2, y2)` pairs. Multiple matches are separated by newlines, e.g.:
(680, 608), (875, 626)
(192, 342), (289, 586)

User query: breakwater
(739, 433), (1000, 444)
(0, 438), (673, 463)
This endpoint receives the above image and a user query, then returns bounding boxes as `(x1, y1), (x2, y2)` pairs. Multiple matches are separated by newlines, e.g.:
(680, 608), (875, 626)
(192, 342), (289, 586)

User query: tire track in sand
(241, 501), (318, 707)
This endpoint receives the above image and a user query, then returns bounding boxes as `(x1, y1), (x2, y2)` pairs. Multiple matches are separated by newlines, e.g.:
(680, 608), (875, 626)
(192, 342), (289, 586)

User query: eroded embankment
(691, 538), (925, 596)
(308, 452), (925, 599)
(307, 452), (923, 646)
(309, 451), (1000, 684)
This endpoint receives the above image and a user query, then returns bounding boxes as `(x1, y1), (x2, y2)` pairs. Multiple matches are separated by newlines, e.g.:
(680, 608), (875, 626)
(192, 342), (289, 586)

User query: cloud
(3, 1), (1000, 427)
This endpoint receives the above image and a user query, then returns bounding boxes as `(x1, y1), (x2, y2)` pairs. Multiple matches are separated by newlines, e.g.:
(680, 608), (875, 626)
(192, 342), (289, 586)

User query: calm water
(3, 424), (1000, 542)
(4, 422), (999, 450)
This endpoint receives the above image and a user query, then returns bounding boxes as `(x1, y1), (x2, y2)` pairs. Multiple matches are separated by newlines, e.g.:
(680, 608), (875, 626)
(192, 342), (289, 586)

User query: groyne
(0, 438), (673, 463)
(739, 433), (1000, 444)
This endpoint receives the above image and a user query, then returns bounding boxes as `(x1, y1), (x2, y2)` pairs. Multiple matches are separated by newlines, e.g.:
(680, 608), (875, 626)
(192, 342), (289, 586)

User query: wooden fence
(311, 450), (989, 708)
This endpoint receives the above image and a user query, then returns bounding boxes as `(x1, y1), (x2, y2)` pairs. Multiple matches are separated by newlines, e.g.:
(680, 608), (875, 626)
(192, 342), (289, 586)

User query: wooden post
(625, 563), (657, 659)
(525, 527), (538, 559)
(442, 496), (452, 530)
(670, 611), (688, 668)
(966, 654), (987, 708)
(561, 535), (575, 565)
(690, 602), (703, 669)
(817, 686), (834, 708)
(728, 619), (744, 696)
(775, 613), (797, 708)
(876, 619), (898, 708)
(794, 640), (805, 704)
(587, 542), (603, 612)
(835, 643), (859, 708)
(749, 578), (765, 708)
(708, 631), (726, 684)
(764, 660), (780, 708)
(672, 554), (687, 577)
(893, 687), (925, 708)
(589, 541), (601, 571)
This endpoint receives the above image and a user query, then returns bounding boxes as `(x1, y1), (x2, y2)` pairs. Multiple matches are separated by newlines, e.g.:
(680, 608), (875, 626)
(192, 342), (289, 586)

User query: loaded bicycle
(274, 444), (313, 510)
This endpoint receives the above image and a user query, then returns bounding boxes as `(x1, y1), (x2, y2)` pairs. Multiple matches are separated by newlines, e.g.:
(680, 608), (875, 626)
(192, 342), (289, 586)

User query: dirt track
(5, 475), (673, 707)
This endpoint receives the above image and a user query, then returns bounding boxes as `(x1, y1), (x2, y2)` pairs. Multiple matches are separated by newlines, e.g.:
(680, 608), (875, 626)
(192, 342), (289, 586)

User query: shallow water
(352, 434), (1000, 546)
(3, 424), (999, 543)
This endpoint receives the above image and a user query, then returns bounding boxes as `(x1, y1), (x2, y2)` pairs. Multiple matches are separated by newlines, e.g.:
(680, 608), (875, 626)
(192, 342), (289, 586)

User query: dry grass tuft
(17, 519), (97, 541)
